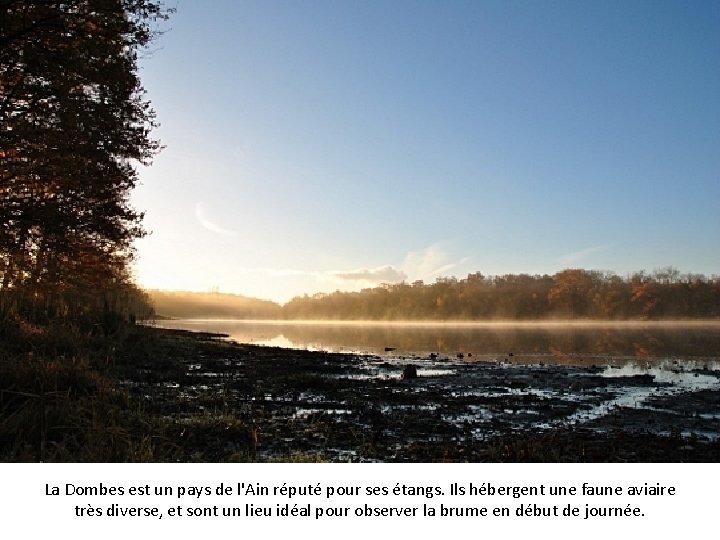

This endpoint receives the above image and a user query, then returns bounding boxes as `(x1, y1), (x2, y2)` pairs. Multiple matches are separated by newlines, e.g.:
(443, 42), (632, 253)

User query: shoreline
(118, 326), (720, 462)
(3, 324), (718, 462)
(149, 318), (720, 327)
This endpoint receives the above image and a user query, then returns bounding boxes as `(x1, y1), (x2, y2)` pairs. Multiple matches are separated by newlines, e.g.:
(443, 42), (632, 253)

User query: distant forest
(151, 267), (720, 320)
(147, 290), (282, 319)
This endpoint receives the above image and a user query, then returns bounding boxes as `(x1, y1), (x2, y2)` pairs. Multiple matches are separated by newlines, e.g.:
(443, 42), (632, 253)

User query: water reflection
(153, 319), (720, 366)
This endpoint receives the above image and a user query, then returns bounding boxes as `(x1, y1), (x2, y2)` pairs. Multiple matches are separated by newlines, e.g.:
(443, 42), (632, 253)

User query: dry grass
(0, 321), (182, 462)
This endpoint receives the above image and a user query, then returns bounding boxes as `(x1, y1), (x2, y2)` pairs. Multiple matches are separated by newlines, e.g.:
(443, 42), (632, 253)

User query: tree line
(1, 1), (170, 329)
(282, 268), (720, 320)
(147, 290), (282, 320)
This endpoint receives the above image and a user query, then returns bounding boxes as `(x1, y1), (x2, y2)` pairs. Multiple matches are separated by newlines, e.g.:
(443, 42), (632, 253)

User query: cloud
(195, 202), (238, 236)
(334, 265), (407, 283)
(558, 243), (613, 265)
(402, 244), (461, 281)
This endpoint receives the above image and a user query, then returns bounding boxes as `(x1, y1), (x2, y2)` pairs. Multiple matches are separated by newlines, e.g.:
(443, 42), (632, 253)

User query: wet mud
(120, 328), (720, 462)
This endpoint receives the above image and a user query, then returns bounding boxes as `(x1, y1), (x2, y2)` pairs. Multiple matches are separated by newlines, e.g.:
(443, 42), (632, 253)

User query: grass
(0, 320), (186, 461)
(0, 318), (275, 462)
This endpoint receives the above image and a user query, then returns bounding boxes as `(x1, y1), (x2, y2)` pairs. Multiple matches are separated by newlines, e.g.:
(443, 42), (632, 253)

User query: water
(152, 319), (720, 367)
(145, 318), (720, 449)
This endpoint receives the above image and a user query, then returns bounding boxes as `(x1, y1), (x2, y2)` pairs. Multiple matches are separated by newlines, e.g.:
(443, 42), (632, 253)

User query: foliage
(1, 0), (170, 323)
(282, 268), (720, 320)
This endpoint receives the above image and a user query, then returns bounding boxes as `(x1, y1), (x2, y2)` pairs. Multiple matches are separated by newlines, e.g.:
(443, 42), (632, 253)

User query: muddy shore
(118, 327), (720, 462)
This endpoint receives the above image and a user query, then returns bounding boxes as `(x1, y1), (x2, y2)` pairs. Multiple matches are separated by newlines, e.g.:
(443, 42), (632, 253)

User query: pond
(130, 323), (720, 460)
(152, 319), (720, 368)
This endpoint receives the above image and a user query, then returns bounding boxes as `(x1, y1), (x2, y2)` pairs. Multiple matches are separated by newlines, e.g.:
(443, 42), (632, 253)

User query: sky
(131, 0), (720, 304)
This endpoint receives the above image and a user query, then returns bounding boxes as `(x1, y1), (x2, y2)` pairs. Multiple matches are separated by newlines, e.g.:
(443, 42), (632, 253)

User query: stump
(402, 364), (418, 379)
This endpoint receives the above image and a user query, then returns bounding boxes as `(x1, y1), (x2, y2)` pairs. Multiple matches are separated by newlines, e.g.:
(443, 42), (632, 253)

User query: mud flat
(119, 328), (720, 462)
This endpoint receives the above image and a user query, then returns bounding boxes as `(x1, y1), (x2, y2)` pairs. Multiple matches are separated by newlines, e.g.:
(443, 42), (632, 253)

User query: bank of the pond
(112, 327), (720, 462)
(2, 325), (719, 462)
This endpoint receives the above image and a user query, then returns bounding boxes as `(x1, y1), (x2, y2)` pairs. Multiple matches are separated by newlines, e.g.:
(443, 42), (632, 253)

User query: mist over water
(153, 319), (720, 367)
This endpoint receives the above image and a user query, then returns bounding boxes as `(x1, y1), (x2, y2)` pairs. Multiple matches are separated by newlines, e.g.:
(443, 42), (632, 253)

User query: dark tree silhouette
(1, 0), (170, 321)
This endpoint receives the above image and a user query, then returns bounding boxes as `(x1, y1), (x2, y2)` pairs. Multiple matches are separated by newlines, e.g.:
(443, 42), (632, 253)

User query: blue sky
(132, 0), (720, 303)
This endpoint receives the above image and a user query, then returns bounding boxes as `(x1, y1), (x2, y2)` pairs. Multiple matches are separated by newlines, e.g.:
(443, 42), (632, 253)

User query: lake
(142, 319), (720, 458)
(152, 319), (720, 368)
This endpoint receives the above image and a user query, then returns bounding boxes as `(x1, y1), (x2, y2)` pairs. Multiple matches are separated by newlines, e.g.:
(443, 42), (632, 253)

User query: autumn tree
(547, 269), (599, 318)
(280, 269), (718, 320)
(1, 0), (170, 322)
(592, 272), (630, 318)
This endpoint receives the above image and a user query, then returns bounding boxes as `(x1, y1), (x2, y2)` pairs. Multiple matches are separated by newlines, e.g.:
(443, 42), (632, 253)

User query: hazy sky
(132, 0), (720, 303)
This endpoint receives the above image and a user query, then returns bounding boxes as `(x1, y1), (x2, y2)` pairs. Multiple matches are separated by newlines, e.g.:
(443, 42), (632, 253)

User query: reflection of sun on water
(152, 318), (720, 367)
(254, 334), (294, 348)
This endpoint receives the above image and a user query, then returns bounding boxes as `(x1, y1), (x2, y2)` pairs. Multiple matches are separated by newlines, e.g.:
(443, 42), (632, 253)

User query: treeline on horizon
(150, 267), (720, 321)
(147, 290), (282, 319)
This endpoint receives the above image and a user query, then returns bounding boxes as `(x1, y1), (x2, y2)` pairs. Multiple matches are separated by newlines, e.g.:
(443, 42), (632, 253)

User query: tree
(1, 1), (170, 320)
(548, 269), (598, 318)
(630, 274), (663, 319)
(592, 273), (630, 319)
